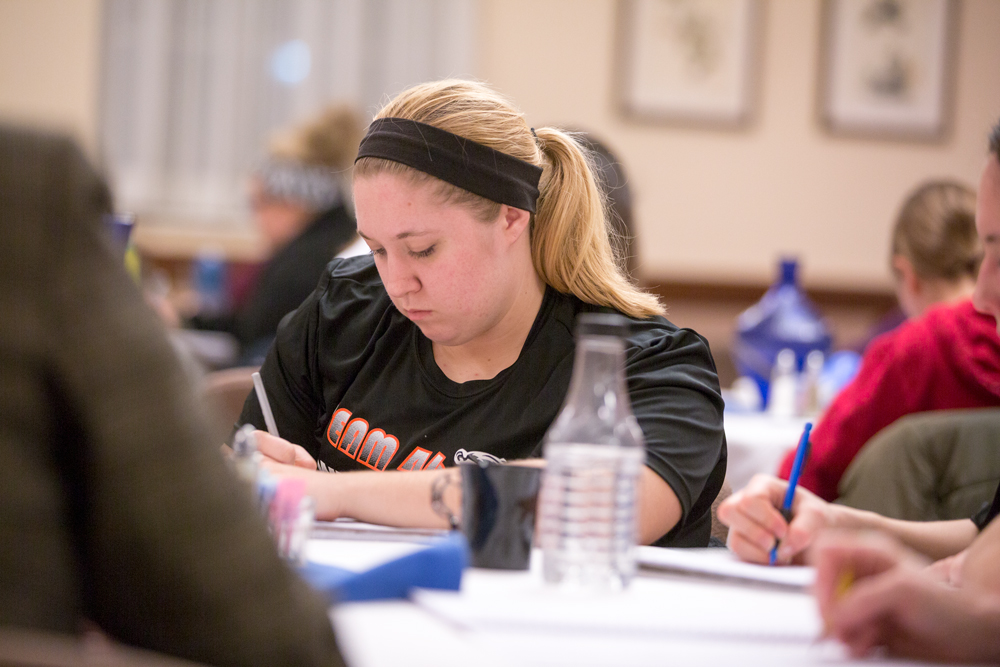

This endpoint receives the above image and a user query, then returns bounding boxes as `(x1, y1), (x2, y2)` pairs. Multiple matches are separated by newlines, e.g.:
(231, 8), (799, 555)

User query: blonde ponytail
(355, 79), (664, 319)
(531, 128), (662, 318)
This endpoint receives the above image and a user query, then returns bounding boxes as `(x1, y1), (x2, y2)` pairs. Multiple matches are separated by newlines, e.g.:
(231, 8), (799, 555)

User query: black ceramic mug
(460, 462), (542, 570)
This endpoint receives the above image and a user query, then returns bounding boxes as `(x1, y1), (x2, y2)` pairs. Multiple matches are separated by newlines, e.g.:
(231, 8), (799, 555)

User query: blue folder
(298, 532), (468, 603)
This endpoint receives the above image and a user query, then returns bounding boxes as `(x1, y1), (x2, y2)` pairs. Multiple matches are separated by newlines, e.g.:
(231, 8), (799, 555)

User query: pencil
(770, 421), (813, 565)
(251, 371), (280, 438)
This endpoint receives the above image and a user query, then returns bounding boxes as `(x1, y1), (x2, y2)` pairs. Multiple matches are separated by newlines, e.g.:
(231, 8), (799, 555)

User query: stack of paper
(413, 556), (822, 642)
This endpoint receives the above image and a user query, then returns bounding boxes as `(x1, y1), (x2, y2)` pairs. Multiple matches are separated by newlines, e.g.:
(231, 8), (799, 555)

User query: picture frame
(615, 0), (761, 128)
(819, 0), (957, 141)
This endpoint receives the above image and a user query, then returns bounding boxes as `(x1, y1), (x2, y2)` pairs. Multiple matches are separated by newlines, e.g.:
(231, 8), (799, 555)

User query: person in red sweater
(720, 124), (1000, 660)
(777, 181), (999, 501)
(778, 300), (1000, 501)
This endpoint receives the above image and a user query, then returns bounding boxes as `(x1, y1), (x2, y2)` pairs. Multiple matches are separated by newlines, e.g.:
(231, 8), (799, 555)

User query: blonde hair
(354, 80), (663, 319)
(891, 180), (980, 282)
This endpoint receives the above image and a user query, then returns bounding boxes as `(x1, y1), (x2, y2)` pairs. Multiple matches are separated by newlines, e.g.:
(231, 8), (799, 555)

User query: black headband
(355, 117), (543, 213)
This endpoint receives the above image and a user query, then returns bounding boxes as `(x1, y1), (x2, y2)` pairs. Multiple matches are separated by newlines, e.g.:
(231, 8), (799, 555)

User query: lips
(403, 308), (432, 321)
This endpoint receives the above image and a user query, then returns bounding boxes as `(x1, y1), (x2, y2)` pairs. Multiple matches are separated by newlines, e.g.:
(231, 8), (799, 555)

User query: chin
(416, 323), (478, 348)
(412, 320), (454, 343)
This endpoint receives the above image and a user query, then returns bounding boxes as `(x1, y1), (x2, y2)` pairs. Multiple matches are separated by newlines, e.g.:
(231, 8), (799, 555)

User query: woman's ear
(892, 254), (924, 317)
(499, 204), (532, 245)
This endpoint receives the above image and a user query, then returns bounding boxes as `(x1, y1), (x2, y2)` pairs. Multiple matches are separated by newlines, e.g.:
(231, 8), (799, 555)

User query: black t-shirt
(192, 204), (357, 361)
(239, 256), (727, 547)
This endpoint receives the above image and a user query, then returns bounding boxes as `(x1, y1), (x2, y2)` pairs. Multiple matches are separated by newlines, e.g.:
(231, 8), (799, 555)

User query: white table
(723, 412), (810, 491)
(309, 526), (938, 667)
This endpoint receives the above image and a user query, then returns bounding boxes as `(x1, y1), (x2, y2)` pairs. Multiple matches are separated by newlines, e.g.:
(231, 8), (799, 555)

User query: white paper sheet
(310, 518), (447, 542)
(637, 547), (816, 589)
(412, 565), (822, 642)
(306, 520), (441, 571)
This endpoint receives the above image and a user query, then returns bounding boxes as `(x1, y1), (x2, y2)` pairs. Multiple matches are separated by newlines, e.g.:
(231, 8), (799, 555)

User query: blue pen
(770, 422), (813, 565)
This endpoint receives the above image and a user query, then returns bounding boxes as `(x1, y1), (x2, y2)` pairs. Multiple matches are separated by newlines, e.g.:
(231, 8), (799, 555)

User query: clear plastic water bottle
(797, 349), (825, 417)
(767, 348), (798, 418)
(537, 313), (646, 590)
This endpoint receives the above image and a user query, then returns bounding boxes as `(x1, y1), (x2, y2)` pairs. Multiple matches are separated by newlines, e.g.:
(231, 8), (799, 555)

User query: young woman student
(238, 80), (726, 547)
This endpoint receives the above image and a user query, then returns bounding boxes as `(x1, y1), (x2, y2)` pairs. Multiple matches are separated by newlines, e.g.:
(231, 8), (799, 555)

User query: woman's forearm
(306, 462), (681, 545)
(314, 468), (460, 529)
(829, 504), (978, 560)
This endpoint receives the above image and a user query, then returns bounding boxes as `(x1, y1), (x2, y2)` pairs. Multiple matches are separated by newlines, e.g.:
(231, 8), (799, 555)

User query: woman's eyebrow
(358, 230), (433, 241)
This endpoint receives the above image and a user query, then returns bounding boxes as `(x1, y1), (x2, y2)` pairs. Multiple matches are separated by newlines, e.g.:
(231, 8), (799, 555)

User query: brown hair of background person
(891, 180), (980, 283)
(270, 104), (365, 173)
(568, 131), (637, 281)
(354, 79), (663, 319)
(888, 180), (979, 320)
(0, 125), (343, 666)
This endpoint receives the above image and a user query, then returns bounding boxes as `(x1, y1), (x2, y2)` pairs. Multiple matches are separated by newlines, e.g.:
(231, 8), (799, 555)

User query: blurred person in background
(182, 105), (368, 366)
(855, 180), (982, 349)
(775, 179), (1000, 502)
(0, 125), (342, 666)
(890, 181), (980, 319)
(720, 119), (1000, 660)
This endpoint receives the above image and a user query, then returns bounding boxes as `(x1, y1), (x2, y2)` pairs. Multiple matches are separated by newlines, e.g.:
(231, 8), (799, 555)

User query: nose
(379, 255), (421, 300)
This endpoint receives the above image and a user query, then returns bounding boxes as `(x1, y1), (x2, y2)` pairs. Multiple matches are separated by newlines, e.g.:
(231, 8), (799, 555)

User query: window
(99, 0), (477, 229)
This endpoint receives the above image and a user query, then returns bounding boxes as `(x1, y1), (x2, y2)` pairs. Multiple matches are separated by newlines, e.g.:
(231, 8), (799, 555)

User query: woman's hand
(925, 548), (967, 587)
(255, 431), (318, 470)
(813, 531), (1000, 662)
(717, 474), (834, 564)
(252, 432), (346, 519)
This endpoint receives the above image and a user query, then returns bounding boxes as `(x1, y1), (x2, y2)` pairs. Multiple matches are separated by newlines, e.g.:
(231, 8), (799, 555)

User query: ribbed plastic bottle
(537, 312), (646, 590)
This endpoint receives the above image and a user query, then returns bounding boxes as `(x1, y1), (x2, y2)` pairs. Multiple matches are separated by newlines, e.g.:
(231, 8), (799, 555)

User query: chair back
(202, 366), (259, 431)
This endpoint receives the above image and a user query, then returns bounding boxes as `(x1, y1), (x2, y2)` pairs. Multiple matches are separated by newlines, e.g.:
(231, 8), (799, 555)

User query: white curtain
(99, 0), (478, 227)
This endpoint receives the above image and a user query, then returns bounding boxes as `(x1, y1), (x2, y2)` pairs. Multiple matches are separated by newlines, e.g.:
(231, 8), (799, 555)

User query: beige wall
(3, 0), (998, 291)
(480, 0), (1000, 290)
(0, 0), (102, 155)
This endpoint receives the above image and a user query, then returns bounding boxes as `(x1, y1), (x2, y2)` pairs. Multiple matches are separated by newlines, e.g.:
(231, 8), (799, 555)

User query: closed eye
(409, 245), (436, 259)
(369, 247), (386, 258)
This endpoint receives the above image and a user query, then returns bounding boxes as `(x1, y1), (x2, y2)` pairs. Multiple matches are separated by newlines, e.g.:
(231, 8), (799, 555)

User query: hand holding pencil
(717, 472), (836, 565)
(250, 372), (318, 471)
(770, 422), (812, 564)
(810, 530), (1000, 661)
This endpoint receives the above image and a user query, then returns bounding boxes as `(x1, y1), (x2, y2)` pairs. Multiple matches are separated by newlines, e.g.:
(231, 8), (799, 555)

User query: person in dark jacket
(190, 105), (368, 365)
(0, 124), (343, 666)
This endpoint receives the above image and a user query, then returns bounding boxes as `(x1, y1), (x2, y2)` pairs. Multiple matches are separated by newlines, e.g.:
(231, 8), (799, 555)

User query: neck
(432, 272), (546, 383)
(917, 278), (977, 316)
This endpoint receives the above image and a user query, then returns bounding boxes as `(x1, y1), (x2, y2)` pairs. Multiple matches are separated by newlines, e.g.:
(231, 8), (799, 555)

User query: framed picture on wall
(615, 0), (760, 127)
(819, 0), (957, 140)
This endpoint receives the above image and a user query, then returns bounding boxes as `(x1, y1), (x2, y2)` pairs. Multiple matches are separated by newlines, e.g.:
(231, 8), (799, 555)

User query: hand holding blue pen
(770, 422), (813, 565)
